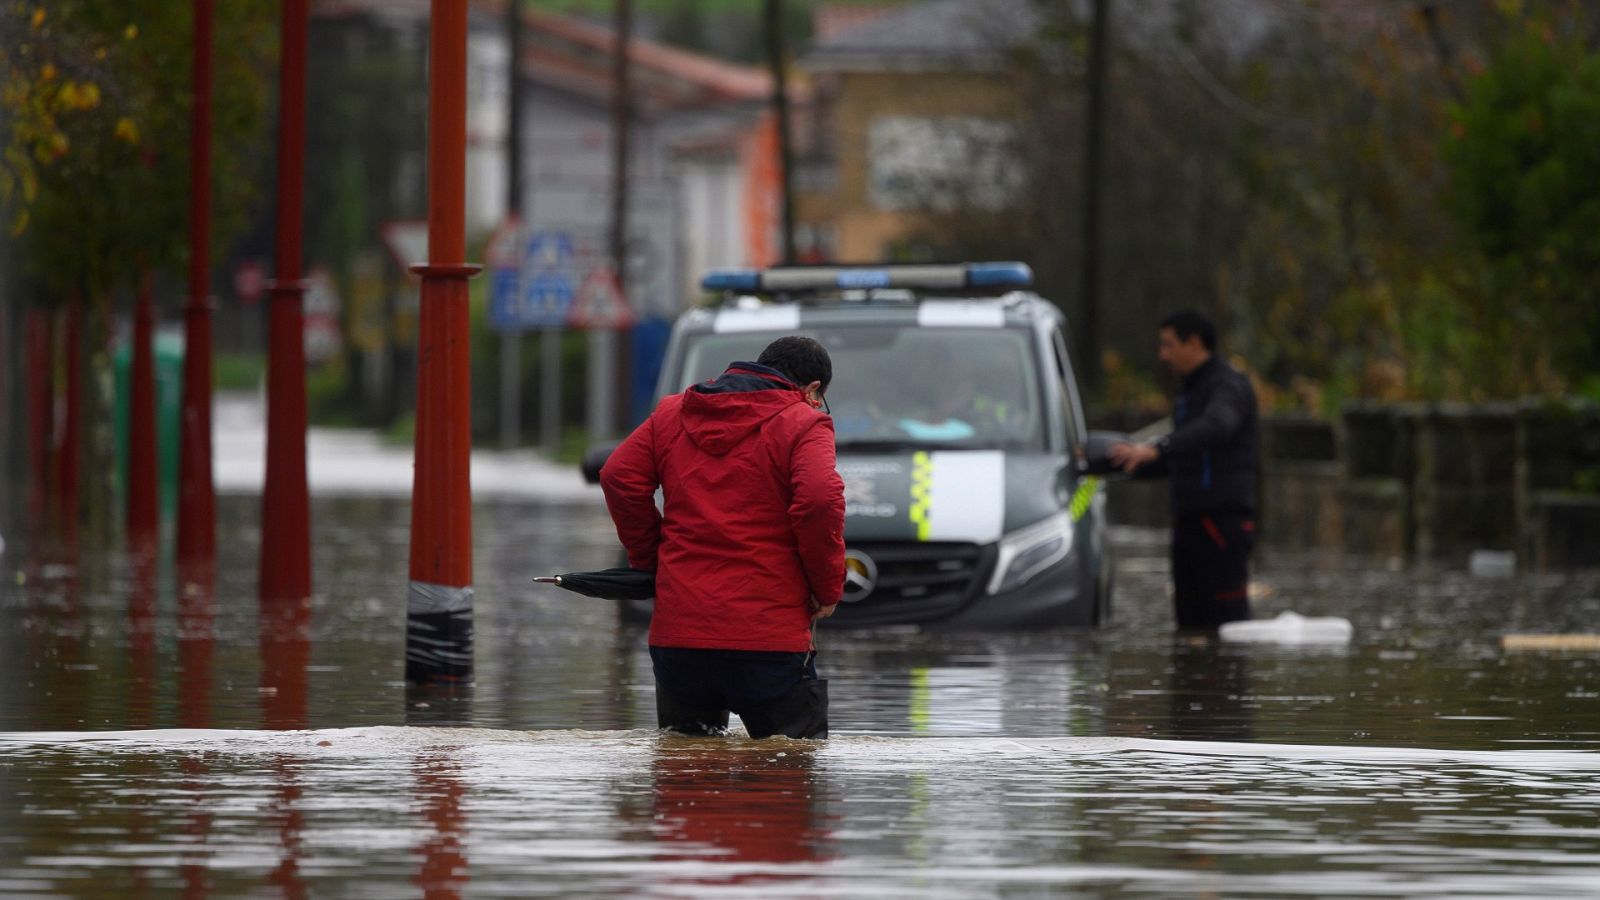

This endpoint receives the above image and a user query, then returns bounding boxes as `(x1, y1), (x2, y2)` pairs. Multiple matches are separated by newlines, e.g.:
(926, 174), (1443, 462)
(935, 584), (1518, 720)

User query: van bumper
(932, 548), (1096, 629)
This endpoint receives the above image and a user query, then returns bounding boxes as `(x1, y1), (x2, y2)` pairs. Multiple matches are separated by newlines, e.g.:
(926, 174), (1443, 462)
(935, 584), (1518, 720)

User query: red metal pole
(260, 0), (312, 606)
(58, 297), (83, 550)
(177, 0), (216, 586)
(25, 309), (51, 531)
(406, 0), (480, 685)
(127, 273), (159, 561)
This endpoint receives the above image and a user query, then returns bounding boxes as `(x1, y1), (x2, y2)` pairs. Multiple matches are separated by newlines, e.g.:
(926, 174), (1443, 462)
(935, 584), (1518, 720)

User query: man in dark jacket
(1109, 310), (1259, 629)
(600, 336), (845, 738)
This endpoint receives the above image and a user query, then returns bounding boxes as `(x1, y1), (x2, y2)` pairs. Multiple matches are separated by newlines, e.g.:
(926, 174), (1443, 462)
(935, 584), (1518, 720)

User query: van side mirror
(1080, 430), (1131, 476)
(581, 441), (620, 485)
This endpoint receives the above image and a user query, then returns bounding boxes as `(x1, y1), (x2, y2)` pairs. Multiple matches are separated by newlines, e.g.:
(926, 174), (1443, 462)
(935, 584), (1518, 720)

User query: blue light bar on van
(700, 262), (1034, 293)
(966, 262), (1034, 288)
(701, 269), (762, 292)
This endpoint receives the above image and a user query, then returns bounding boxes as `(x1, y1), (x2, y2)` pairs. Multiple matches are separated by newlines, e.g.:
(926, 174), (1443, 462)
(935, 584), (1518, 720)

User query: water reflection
(260, 598), (310, 730)
(127, 555), (159, 729)
(413, 751), (470, 899)
(265, 754), (308, 900)
(648, 739), (829, 887)
(1167, 638), (1253, 742)
(177, 581), (214, 731)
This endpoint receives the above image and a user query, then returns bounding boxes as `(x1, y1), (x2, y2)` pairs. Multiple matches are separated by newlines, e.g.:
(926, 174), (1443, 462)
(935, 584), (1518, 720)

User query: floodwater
(3, 495), (1600, 897)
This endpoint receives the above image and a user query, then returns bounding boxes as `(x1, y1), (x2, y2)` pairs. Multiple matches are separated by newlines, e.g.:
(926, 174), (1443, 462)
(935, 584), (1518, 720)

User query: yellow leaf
(30, 7), (43, 29)
(113, 116), (139, 144)
(40, 62), (55, 81)
(124, 24), (137, 41)
(78, 82), (99, 109)
(10, 209), (29, 237)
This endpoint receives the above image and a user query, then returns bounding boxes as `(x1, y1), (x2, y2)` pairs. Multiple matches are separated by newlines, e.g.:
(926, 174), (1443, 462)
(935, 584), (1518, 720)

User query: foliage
(213, 351), (264, 391)
(896, 0), (1600, 409)
(0, 0), (274, 299)
(1441, 24), (1600, 390)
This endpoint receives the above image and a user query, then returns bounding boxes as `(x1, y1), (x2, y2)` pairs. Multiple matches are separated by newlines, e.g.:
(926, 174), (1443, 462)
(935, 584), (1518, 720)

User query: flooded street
(4, 495), (1600, 896)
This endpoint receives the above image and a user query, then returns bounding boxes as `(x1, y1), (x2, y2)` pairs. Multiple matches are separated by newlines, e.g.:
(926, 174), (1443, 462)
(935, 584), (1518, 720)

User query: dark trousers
(1171, 512), (1255, 630)
(649, 646), (829, 739)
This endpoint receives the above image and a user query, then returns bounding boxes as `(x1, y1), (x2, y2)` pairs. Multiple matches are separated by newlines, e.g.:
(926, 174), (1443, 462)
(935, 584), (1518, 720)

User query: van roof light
(699, 262), (1033, 294)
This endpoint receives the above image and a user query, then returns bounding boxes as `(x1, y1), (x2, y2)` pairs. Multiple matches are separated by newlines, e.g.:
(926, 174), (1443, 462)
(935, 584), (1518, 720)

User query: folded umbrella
(533, 566), (656, 601)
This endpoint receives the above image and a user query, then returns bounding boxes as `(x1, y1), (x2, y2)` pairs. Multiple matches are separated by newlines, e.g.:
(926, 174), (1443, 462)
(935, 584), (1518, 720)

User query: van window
(679, 326), (1046, 452)
(1050, 329), (1087, 450)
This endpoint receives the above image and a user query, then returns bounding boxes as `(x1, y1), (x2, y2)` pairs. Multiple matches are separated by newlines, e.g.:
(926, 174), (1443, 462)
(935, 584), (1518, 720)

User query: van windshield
(675, 326), (1046, 452)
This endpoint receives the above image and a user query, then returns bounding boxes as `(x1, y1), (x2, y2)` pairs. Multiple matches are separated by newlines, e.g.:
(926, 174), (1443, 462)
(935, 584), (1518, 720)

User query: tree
(1, 0), (273, 547)
(1442, 23), (1600, 391)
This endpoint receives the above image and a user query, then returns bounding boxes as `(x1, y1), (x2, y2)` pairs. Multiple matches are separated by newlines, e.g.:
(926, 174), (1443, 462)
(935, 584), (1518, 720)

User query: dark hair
(758, 336), (832, 392)
(1159, 309), (1217, 352)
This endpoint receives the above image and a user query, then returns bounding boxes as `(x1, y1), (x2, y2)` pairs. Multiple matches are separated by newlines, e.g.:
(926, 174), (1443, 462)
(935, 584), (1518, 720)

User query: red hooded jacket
(600, 363), (846, 652)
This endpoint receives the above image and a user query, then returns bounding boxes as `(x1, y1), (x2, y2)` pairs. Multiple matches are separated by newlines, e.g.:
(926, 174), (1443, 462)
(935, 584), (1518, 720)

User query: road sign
(379, 220), (428, 279)
(483, 217), (523, 269)
(567, 267), (634, 331)
(303, 267), (343, 364)
(489, 229), (576, 332)
(520, 232), (575, 328)
(488, 266), (523, 332)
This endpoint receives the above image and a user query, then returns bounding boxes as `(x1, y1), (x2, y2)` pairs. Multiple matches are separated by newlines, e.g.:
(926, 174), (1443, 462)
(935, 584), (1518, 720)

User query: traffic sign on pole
(567, 266), (634, 331)
(489, 229), (576, 332)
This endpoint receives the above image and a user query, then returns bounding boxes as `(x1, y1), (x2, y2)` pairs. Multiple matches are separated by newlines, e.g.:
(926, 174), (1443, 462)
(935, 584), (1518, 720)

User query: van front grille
(832, 541), (992, 625)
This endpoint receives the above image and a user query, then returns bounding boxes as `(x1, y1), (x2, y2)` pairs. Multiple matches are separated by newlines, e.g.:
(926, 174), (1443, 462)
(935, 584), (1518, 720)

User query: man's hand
(1107, 441), (1159, 474)
(810, 600), (837, 622)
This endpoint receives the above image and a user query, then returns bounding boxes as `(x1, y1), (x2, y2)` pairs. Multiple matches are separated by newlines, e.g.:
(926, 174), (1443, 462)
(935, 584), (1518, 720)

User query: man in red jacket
(600, 336), (845, 739)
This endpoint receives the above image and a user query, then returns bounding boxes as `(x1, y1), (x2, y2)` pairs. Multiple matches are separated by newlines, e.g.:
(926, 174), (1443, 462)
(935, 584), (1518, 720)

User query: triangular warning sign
(483, 216), (523, 269)
(567, 267), (634, 330)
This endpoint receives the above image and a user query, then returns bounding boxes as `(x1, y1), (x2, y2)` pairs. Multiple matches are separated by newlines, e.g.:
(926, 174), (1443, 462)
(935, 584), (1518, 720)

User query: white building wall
(466, 24), (508, 236)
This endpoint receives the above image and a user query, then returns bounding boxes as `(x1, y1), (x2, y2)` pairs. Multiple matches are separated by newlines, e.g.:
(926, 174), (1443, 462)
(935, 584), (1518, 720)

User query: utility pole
(177, 0), (216, 590)
(500, 0), (525, 450)
(765, 0), (796, 264)
(1078, 0), (1109, 392)
(406, 0), (480, 687)
(261, 0), (312, 607)
(599, 0), (633, 439)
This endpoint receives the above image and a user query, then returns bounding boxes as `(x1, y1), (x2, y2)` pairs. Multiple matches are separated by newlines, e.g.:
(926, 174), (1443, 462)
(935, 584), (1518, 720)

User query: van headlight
(987, 511), (1074, 595)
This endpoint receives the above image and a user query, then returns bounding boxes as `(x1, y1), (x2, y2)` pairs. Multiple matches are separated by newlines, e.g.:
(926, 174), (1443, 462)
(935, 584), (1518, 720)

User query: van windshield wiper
(833, 439), (976, 453)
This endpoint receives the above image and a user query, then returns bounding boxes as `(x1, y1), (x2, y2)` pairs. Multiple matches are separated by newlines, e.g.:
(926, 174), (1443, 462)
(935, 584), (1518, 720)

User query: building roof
(519, 7), (774, 113)
(804, 0), (1283, 73)
(804, 0), (1041, 72)
(313, 0), (783, 115)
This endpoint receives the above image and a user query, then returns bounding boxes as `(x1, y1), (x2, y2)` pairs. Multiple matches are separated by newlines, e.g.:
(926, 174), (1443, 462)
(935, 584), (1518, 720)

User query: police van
(586, 262), (1114, 628)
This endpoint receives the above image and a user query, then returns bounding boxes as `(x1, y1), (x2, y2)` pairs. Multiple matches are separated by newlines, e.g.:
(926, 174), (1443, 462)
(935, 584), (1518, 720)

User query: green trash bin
(114, 328), (184, 520)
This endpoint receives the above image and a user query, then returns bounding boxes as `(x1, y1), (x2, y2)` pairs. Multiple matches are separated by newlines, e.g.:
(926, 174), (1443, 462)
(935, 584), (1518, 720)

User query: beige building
(797, 0), (1040, 262)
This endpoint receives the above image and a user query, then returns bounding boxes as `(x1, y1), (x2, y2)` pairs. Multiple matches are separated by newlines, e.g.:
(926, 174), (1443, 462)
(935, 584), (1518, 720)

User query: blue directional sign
(488, 230), (576, 332)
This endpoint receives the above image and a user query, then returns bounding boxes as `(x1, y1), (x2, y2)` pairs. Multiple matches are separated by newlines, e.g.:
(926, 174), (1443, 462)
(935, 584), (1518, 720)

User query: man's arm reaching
(1163, 378), (1249, 456)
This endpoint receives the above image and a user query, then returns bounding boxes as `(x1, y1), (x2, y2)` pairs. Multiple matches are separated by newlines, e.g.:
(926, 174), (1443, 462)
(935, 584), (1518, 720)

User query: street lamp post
(260, 0), (312, 607)
(177, 0), (216, 589)
(406, 0), (480, 686)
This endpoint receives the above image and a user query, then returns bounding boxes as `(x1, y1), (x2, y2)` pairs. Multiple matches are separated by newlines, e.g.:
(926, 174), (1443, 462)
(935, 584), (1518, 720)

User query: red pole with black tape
(406, 0), (480, 685)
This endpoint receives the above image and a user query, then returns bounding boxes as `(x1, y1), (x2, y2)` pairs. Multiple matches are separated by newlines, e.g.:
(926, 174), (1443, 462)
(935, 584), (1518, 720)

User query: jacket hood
(681, 362), (809, 456)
